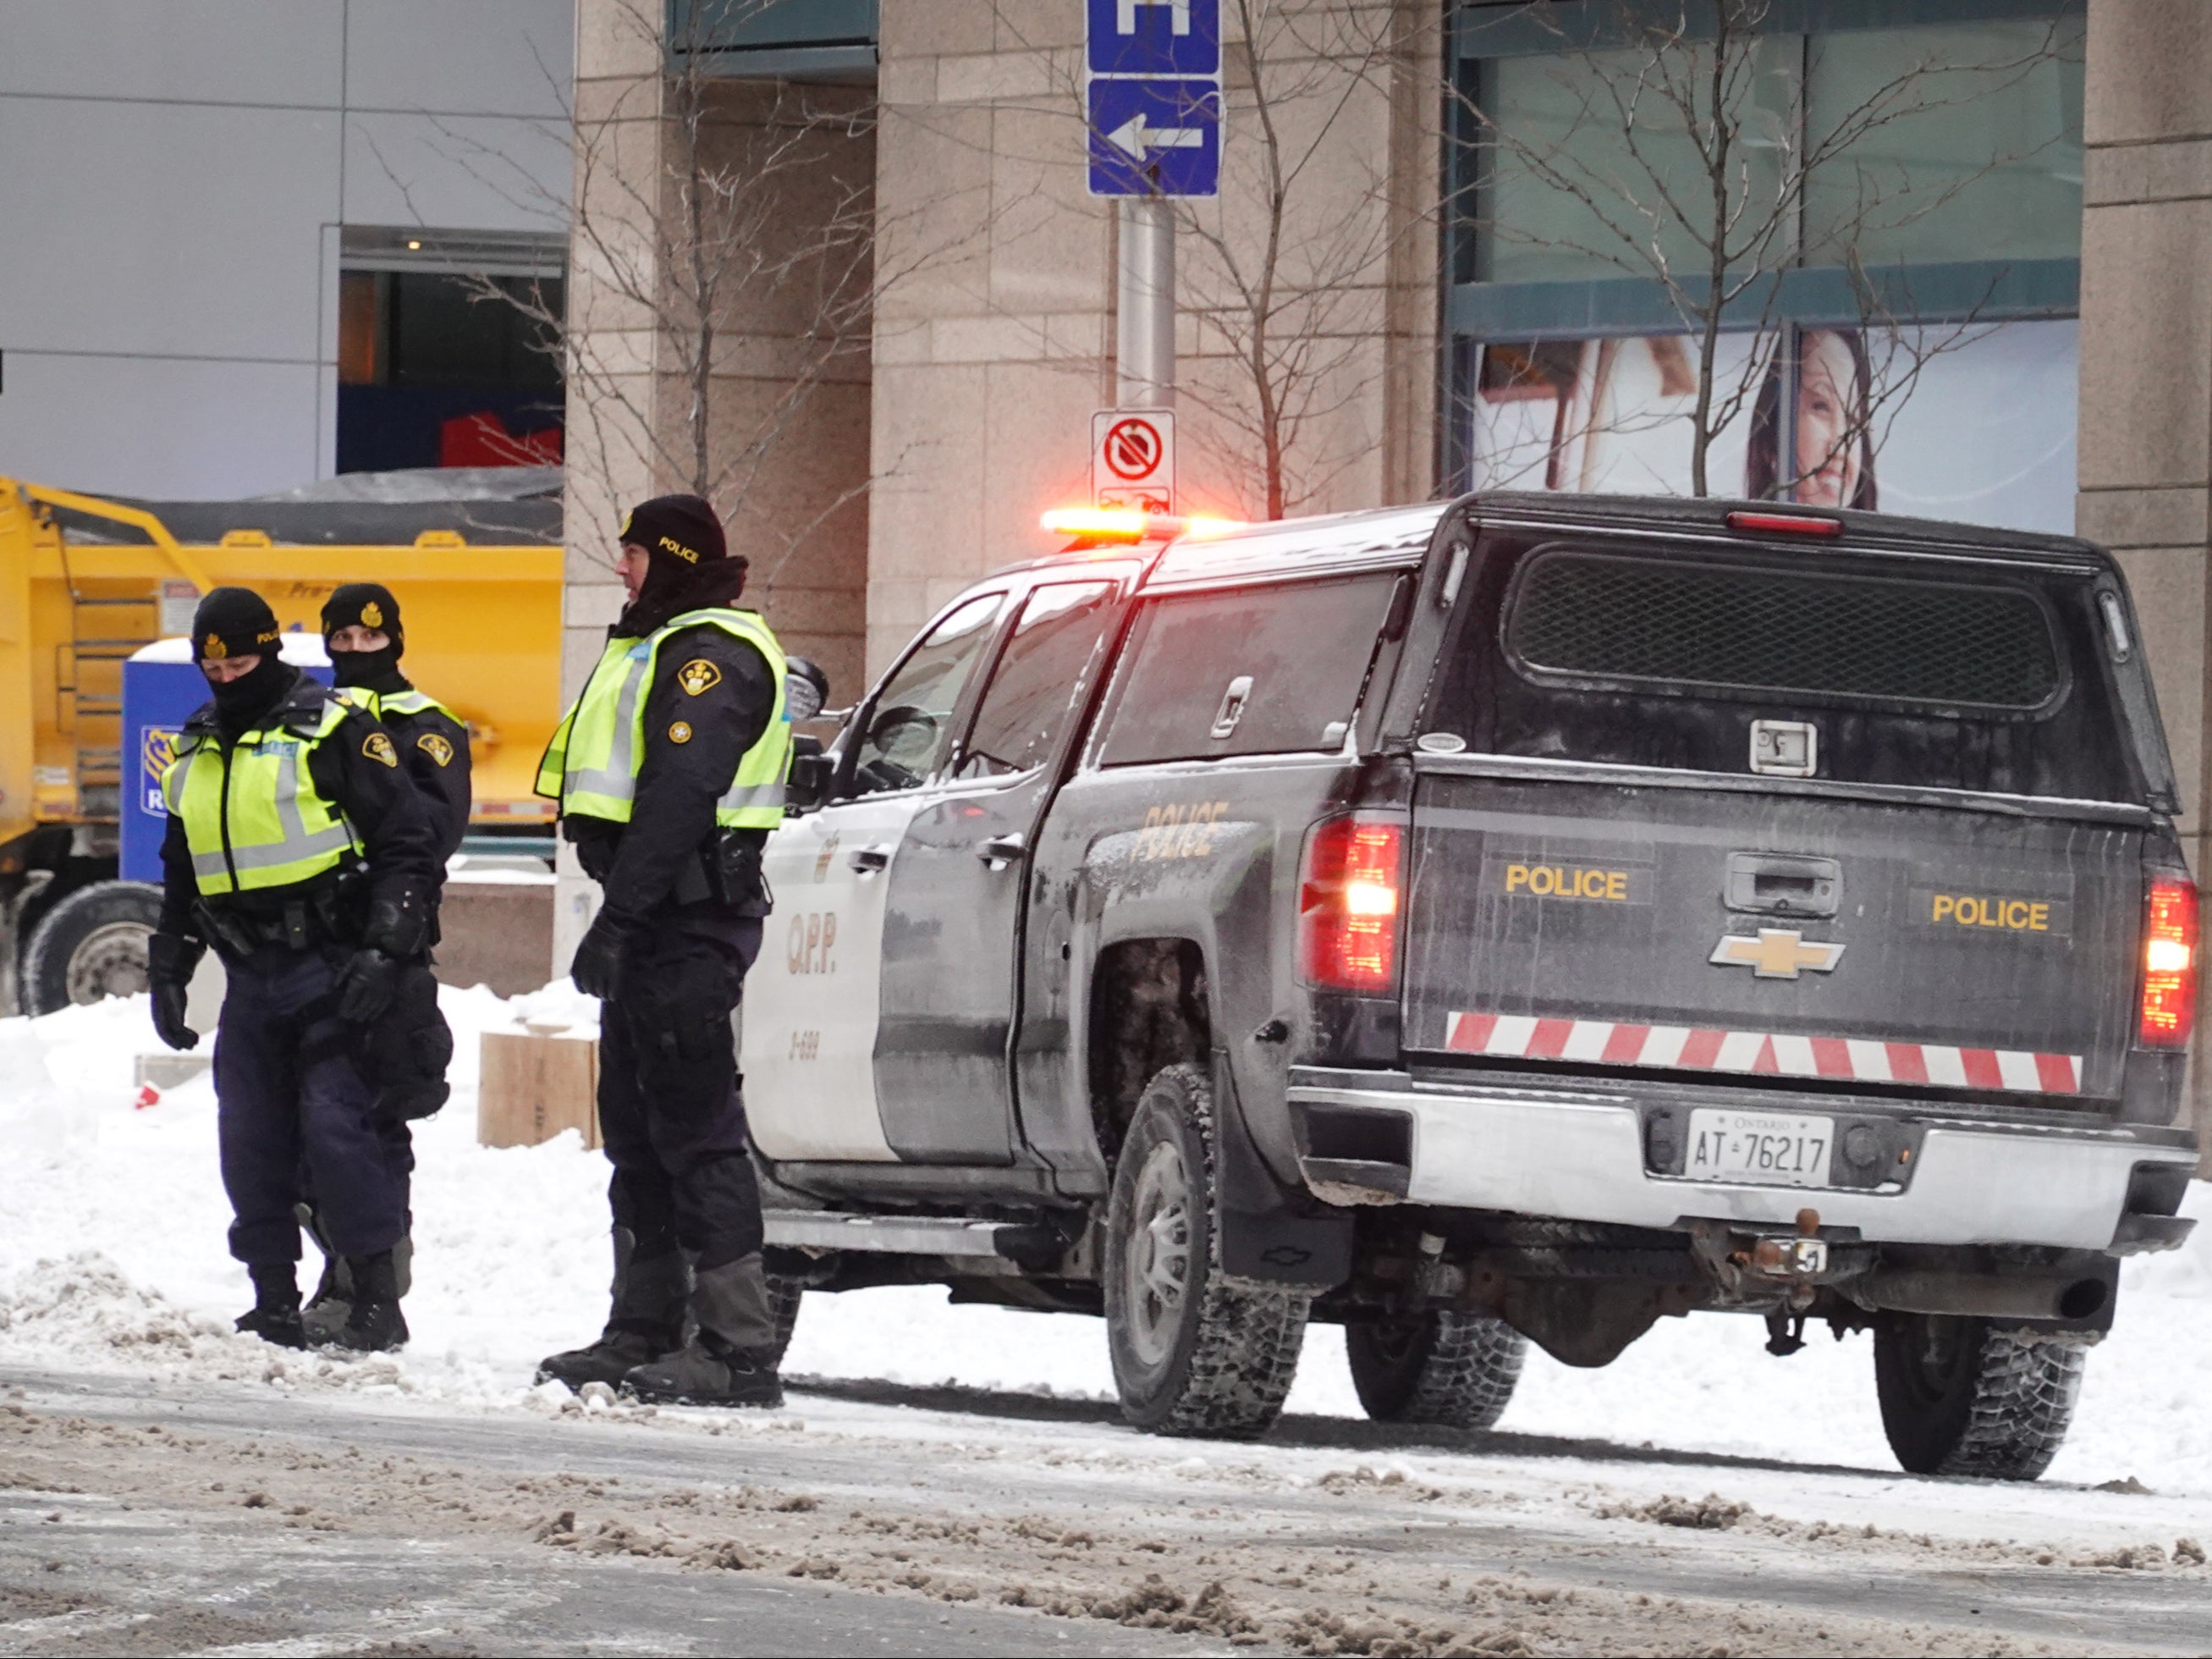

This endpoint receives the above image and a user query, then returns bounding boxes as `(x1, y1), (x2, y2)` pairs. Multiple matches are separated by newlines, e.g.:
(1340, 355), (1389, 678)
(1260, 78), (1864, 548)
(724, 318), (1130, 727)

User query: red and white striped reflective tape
(1443, 1011), (2083, 1095)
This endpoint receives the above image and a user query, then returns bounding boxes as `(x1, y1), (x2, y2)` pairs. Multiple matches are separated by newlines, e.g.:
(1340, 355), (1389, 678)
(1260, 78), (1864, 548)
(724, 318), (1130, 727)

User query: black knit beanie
(621, 494), (729, 570)
(614, 494), (749, 637)
(321, 582), (407, 691)
(191, 587), (294, 733)
(192, 587), (282, 665)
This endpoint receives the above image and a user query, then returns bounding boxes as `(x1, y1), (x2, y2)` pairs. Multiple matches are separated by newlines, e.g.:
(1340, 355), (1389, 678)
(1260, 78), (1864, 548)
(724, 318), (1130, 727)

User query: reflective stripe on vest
(336, 685), (456, 724)
(535, 609), (790, 829)
(160, 703), (362, 895)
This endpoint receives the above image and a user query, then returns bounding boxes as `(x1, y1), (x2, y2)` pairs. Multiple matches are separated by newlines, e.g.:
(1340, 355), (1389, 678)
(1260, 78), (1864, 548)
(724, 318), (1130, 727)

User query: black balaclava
(192, 587), (296, 736)
(614, 493), (749, 638)
(321, 582), (409, 693)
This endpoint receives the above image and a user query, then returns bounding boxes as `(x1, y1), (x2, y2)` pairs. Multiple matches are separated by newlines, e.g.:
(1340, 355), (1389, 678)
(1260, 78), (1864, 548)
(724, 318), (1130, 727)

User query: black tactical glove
(569, 907), (640, 1001)
(360, 888), (432, 962)
(336, 948), (400, 1023)
(146, 932), (204, 1052)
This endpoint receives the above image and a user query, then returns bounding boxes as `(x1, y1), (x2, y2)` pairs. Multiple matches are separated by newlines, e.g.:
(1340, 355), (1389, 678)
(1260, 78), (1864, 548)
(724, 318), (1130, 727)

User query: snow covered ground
(3, 982), (2209, 1528)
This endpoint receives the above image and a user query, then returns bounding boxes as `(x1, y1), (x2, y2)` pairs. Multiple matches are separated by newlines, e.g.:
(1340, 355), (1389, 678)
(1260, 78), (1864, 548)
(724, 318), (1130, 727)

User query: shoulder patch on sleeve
(668, 719), (694, 744)
(363, 730), (400, 769)
(676, 659), (723, 697)
(416, 731), (454, 768)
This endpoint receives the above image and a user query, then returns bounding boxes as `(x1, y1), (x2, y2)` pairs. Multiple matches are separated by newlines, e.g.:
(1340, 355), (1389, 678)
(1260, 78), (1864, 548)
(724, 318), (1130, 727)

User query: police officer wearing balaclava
(144, 587), (440, 1352)
(288, 583), (471, 1341)
(534, 494), (791, 1408)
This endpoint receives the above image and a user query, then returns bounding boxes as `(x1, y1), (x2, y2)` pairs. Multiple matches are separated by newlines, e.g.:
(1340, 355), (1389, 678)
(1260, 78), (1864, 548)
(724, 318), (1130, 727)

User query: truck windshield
(1426, 538), (2147, 804)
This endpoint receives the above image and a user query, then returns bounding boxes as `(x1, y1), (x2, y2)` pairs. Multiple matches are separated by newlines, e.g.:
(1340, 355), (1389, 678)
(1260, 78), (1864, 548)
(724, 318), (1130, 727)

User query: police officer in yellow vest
(534, 494), (792, 1408)
(286, 582), (472, 1341)
(145, 587), (440, 1353)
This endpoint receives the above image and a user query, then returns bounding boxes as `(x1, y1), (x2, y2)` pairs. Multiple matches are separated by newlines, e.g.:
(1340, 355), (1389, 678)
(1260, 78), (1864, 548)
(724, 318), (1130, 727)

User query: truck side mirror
(785, 734), (833, 814)
(785, 657), (831, 722)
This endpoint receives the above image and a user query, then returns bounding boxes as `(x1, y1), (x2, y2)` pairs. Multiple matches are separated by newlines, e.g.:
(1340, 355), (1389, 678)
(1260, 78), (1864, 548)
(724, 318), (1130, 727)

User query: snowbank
(2, 985), (2209, 1497)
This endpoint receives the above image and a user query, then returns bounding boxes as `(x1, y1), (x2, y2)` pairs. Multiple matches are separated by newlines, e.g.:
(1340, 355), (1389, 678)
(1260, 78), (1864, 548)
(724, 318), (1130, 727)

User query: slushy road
(7, 1364), (2212, 1656)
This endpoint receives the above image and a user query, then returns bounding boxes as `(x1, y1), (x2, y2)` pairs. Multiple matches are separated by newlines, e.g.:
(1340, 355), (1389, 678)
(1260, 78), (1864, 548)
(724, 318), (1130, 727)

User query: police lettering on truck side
(743, 496), (2198, 1484)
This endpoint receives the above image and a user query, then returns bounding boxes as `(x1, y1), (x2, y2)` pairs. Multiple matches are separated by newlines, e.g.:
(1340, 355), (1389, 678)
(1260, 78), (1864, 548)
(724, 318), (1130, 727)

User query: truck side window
(955, 581), (1117, 780)
(847, 592), (1006, 796)
(1097, 574), (1399, 765)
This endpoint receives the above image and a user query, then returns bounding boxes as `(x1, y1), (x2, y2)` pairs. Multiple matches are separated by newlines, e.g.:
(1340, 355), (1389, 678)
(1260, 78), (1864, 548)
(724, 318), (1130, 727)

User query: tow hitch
(1689, 1209), (1835, 1309)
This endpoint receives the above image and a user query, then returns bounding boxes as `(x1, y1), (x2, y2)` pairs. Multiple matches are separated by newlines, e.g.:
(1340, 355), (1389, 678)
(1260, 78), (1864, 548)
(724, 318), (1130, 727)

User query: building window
(335, 229), (565, 474)
(1449, 3), (2084, 534)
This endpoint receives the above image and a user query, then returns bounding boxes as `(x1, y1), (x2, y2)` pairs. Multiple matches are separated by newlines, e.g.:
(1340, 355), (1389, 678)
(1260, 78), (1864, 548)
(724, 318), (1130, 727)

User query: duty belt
(193, 885), (359, 958)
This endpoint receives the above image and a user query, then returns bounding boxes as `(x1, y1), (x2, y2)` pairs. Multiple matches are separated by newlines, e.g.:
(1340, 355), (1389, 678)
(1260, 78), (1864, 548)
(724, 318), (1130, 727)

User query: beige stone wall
(866, 0), (1442, 676)
(558, 0), (875, 970)
(2078, 0), (2212, 1147)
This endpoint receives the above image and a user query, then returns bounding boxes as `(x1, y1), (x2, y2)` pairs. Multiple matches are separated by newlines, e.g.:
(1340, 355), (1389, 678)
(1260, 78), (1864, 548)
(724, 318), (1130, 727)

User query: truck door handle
(977, 833), (1026, 868)
(848, 845), (892, 874)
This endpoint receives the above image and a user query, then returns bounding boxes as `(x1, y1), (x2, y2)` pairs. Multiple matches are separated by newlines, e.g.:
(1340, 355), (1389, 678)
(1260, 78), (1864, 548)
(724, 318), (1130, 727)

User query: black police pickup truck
(740, 493), (2201, 1480)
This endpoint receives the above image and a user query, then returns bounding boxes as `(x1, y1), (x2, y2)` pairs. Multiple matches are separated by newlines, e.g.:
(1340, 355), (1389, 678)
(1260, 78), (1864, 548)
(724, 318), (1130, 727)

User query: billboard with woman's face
(1467, 319), (2077, 535)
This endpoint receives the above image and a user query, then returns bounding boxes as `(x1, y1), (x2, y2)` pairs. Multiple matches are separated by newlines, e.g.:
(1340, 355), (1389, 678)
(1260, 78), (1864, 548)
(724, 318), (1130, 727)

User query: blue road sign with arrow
(1087, 78), (1220, 197)
(1087, 0), (1220, 78)
(1086, 0), (1221, 198)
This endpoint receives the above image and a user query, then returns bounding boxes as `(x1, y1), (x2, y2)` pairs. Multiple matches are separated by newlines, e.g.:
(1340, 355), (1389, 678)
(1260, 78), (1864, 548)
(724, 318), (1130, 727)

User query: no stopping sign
(1092, 408), (1175, 513)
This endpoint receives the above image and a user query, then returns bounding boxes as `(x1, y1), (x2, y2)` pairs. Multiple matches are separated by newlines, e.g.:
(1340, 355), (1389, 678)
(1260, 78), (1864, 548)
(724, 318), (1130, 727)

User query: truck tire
(1874, 1311), (2084, 1480)
(21, 880), (162, 1016)
(1103, 1062), (1308, 1440)
(1346, 1311), (1528, 1430)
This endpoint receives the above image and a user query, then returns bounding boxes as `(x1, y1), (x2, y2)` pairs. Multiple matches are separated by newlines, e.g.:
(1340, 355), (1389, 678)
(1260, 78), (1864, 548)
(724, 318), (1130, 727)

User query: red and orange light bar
(1038, 508), (1246, 544)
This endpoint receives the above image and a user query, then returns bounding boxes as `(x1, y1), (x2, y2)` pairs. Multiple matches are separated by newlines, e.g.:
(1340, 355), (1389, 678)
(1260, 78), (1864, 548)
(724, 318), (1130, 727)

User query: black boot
(235, 1263), (307, 1349)
(297, 1204), (354, 1344)
(332, 1250), (409, 1353)
(621, 1255), (784, 1408)
(536, 1228), (688, 1392)
(299, 1215), (414, 1345)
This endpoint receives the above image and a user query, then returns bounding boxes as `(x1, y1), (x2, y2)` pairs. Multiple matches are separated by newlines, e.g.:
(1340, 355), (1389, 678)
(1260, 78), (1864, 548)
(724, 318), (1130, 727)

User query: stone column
(2077, 0), (2212, 1149)
(558, 2), (876, 980)
(558, 0), (666, 973)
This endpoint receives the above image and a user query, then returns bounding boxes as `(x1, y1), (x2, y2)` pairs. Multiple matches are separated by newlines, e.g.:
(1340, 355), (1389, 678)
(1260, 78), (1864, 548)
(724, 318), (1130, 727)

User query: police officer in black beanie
(535, 493), (795, 1407)
(286, 582), (471, 1340)
(146, 587), (440, 1352)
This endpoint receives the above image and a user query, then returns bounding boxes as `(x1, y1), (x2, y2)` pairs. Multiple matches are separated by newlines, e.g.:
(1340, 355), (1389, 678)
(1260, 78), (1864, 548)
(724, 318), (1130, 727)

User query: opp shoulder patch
(416, 731), (454, 768)
(676, 659), (723, 697)
(363, 730), (400, 769)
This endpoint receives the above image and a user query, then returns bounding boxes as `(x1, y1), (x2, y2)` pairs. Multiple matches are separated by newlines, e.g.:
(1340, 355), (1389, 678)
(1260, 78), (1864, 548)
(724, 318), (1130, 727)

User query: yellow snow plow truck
(0, 475), (563, 1014)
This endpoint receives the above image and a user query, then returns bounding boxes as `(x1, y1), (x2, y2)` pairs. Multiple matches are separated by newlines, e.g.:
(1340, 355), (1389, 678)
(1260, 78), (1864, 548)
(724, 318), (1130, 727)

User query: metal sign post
(1087, 0), (1219, 506)
(1117, 197), (1175, 407)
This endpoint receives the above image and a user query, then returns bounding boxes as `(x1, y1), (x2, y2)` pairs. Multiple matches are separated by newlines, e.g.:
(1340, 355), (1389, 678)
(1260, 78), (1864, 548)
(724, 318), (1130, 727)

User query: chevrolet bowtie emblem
(1709, 929), (1845, 979)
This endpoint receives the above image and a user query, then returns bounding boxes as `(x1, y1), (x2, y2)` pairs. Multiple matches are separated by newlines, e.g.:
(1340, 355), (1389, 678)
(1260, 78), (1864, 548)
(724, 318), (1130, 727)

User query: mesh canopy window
(1504, 550), (2063, 712)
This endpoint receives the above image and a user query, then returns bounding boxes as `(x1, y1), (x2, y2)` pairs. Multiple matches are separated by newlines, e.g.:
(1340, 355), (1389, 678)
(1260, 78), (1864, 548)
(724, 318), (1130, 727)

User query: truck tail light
(1299, 815), (1406, 994)
(2139, 874), (2198, 1049)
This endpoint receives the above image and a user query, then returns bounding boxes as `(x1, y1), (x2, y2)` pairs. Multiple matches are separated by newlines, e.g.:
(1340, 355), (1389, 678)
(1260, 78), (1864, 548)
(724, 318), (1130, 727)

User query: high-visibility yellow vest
(535, 608), (790, 830)
(161, 699), (362, 896)
(335, 685), (458, 725)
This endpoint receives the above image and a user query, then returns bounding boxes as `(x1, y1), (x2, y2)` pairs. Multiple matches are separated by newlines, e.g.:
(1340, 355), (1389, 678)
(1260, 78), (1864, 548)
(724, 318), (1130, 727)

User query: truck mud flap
(1211, 1050), (1353, 1292)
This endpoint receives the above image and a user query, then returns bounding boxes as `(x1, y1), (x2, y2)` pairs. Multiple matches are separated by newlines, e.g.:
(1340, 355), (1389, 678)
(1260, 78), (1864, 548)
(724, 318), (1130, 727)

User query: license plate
(1684, 1109), (1834, 1188)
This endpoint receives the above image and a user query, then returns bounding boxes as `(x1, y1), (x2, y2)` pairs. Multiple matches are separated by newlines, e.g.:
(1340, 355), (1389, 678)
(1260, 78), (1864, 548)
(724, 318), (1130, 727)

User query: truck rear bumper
(1286, 1066), (2197, 1253)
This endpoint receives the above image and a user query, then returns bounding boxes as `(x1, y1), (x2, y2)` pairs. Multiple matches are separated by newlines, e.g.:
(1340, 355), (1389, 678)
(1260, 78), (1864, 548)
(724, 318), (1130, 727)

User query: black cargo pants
(596, 907), (765, 1274)
(215, 944), (410, 1266)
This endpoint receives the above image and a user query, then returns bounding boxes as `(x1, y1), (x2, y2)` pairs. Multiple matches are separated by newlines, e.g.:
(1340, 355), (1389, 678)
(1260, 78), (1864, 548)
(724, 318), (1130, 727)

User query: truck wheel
(21, 881), (162, 1016)
(1346, 1311), (1528, 1430)
(1103, 1063), (1308, 1440)
(1873, 1312), (2084, 1480)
